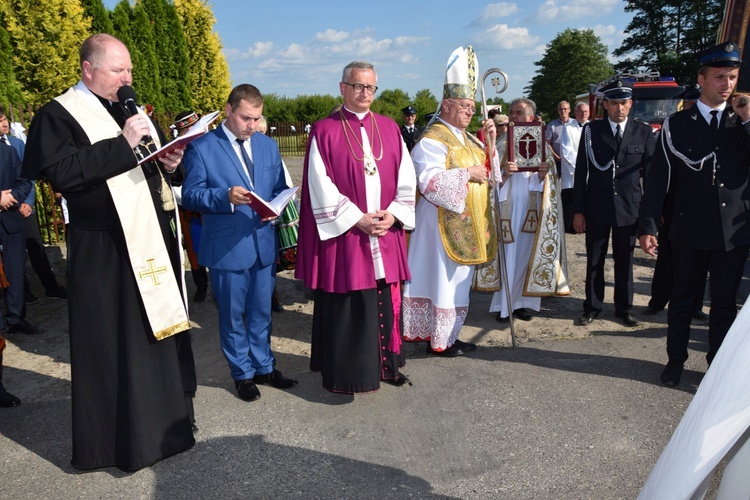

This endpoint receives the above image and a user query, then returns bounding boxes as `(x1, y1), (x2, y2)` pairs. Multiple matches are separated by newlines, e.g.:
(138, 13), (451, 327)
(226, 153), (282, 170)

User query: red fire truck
(576, 71), (685, 134)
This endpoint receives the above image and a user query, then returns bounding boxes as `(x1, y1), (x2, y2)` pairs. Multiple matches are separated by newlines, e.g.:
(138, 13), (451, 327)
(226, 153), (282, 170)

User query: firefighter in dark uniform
(400, 105), (423, 152)
(574, 80), (656, 328)
(638, 41), (750, 386)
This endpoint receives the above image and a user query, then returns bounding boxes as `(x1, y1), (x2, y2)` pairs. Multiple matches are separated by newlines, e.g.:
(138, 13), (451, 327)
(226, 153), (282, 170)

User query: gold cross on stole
(139, 258), (168, 285)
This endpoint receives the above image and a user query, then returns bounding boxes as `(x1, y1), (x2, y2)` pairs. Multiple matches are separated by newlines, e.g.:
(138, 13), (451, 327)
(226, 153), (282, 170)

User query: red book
(138, 110), (220, 165)
(245, 186), (299, 221)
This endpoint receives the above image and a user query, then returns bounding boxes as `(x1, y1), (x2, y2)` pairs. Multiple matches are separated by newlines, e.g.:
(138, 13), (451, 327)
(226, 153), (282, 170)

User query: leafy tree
(413, 88), (439, 125)
(136, 0), (191, 113)
(81, 0), (113, 34)
(292, 94), (342, 123)
(174, 0), (231, 115)
(371, 88), (410, 121)
(0, 13), (24, 106)
(527, 28), (613, 118)
(613, 0), (723, 85)
(4, 0), (90, 103)
(112, 1), (164, 111)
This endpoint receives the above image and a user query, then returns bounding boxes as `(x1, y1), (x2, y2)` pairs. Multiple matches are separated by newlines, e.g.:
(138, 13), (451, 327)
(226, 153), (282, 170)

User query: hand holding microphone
(117, 85), (152, 149)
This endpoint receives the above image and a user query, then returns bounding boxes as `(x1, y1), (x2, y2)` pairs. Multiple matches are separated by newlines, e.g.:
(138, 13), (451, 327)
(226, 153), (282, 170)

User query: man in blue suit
(182, 84), (297, 402)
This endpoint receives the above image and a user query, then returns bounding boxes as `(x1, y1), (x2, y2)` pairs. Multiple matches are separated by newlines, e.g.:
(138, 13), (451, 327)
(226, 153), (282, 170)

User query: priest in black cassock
(21, 33), (196, 471)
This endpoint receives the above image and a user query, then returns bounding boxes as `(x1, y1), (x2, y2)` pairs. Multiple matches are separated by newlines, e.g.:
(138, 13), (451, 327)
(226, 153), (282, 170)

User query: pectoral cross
(139, 258), (168, 286)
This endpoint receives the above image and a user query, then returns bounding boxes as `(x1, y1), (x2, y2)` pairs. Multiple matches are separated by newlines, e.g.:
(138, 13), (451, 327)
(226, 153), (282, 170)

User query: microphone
(116, 85), (152, 142)
(116, 85), (140, 117)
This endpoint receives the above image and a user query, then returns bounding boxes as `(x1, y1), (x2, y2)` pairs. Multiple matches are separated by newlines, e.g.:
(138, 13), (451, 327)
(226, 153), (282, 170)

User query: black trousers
(0, 224), (26, 327)
(667, 244), (748, 366)
(561, 188), (574, 234)
(649, 221), (707, 312)
(583, 221), (637, 315)
(24, 213), (59, 292)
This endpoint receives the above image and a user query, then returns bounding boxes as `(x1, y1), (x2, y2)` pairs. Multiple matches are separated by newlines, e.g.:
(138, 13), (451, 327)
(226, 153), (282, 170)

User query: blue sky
(106, 0), (634, 103)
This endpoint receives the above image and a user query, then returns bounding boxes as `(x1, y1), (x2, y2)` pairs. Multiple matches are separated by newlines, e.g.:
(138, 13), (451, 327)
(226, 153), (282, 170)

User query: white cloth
(403, 120), (500, 350)
(489, 171), (544, 316)
(639, 299), (750, 499)
(560, 121), (586, 190)
(306, 108), (415, 280)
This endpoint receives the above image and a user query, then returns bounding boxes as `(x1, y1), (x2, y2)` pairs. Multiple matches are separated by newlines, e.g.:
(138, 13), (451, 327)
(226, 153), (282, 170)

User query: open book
(138, 110), (221, 165)
(246, 186), (299, 220)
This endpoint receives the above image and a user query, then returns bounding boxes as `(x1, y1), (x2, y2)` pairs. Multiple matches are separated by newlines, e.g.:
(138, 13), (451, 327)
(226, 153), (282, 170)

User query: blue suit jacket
(181, 126), (286, 271)
(0, 144), (31, 234)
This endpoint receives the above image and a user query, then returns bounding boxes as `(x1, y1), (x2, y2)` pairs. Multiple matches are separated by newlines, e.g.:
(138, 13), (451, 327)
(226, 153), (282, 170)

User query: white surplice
(489, 170), (545, 317)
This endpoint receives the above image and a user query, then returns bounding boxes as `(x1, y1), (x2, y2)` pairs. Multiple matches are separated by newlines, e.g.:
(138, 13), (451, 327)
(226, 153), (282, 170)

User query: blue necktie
(235, 138), (254, 184)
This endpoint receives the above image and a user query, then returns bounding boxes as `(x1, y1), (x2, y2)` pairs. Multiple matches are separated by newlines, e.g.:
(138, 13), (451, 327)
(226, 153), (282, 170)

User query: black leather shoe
(193, 287), (207, 303)
(427, 344), (464, 357)
(496, 311), (508, 322)
(616, 312), (639, 327)
(45, 286), (67, 300)
(454, 339), (477, 352)
(383, 373), (411, 387)
(234, 379), (261, 402)
(513, 308), (533, 321)
(643, 305), (662, 316)
(7, 319), (38, 335)
(253, 369), (298, 389)
(578, 311), (598, 325)
(271, 297), (284, 312)
(660, 361), (683, 387)
(0, 384), (21, 407)
(25, 291), (40, 304)
(693, 310), (708, 321)
(191, 424), (199, 433)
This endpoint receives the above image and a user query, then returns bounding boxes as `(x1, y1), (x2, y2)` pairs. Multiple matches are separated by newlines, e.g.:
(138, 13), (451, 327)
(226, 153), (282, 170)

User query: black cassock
(22, 92), (195, 471)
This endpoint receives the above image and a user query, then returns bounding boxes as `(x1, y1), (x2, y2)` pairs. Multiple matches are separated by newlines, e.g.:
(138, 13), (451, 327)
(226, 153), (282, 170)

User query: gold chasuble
(422, 122), (496, 265)
(56, 87), (190, 340)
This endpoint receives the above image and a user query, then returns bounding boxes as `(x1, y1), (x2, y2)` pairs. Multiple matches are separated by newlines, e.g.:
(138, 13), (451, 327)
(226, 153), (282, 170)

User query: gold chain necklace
(340, 109), (383, 175)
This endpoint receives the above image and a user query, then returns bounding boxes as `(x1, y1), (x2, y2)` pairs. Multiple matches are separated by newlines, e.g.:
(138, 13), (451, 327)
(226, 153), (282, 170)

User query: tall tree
(81, 0), (113, 35)
(613, 0), (723, 85)
(413, 88), (439, 124)
(371, 88), (411, 121)
(0, 11), (24, 106)
(174, 0), (230, 115)
(527, 29), (613, 118)
(136, 0), (191, 113)
(4, 0), (90, 103)
(112, 0), (164, 111)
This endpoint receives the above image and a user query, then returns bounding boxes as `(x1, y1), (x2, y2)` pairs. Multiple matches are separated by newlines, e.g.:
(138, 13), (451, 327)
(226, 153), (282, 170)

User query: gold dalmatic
(422, 123), (496, 265)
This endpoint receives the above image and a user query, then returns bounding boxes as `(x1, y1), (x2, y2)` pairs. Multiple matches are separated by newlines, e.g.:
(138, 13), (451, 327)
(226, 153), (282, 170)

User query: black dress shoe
(7, 319), (38, 335)
(253, 369), (298, 389)
(496, 311), (508, 322)
(693, 310), (708, 321)
(660, 361), (683, 387)
(45, 286), (68, 300)
(454, 339), (477, 352)
(191, 424), (199, 433)
(234, 379), (261, 402)
(513, 308), (533, 321)
(25, 291), (40, 304)
(271, 297), (284, 312)
(616, 312), (639, 327)
(427, 344), (464, 357)
(578, 311), (599, 325)
(643, 305), (662, 316)
(0, 384), (21, 407)
(383, 373), (411, 387)
(193, 287), (207, 303)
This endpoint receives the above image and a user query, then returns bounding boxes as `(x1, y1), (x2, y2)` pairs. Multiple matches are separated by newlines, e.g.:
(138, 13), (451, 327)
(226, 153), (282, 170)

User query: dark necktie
(710, 109), (719, 131)
(615, 124), (622, 149)
(235, 138), (254, 184)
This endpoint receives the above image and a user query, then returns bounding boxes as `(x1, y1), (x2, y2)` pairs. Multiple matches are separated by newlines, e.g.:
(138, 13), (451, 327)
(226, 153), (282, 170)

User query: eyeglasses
(558, 107), (570, 111)
(498, 123), (509, 127)
(448, 99), (476, 114)
(342, 82), (378, 95)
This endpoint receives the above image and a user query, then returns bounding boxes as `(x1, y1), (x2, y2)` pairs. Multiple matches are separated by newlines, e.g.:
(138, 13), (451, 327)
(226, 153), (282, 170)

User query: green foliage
(174, 0), (231, 115)
(4, 0), (90, 103)
(370, 88), (411, 121)
(0, 13), (24, 105)
(613, 0), (723, 86)
(263, 93), (342, 123)
(413, 88), (439, 121)
(81, 0), (113, 34)
(527, 28), (613, 118)
(135, 0), (191, 113)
